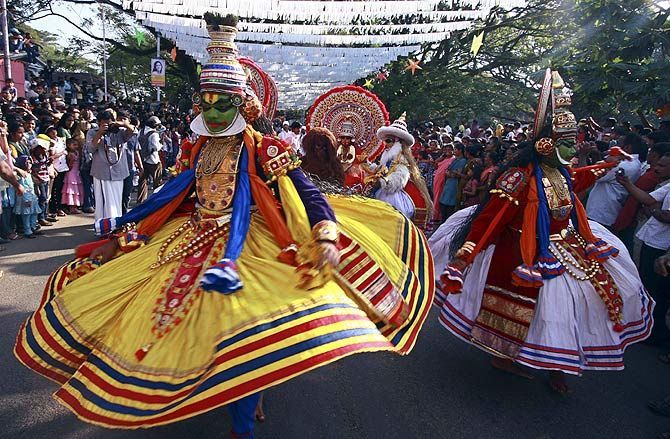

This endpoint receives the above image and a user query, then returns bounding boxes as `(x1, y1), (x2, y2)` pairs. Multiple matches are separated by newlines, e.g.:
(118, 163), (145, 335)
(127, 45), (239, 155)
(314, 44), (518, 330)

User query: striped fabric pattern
(14, 216), (433, 428)
(437, 287), (653, 375)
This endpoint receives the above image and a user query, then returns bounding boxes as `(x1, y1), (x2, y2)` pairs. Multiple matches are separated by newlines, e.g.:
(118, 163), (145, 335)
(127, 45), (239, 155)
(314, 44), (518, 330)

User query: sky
(30, 3), (102, 46)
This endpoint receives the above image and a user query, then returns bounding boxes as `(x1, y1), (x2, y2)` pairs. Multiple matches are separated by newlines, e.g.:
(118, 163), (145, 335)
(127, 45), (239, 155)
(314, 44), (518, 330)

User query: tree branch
(26, 6), (156, 57)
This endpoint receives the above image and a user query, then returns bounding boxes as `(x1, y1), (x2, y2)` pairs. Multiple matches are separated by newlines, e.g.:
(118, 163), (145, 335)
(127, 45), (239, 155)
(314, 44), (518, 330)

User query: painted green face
(201, 92), (239, 134)
(541, 140), (576, 168)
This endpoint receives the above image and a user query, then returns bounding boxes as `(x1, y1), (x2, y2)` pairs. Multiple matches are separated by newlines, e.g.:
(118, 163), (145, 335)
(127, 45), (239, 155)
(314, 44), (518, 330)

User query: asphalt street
(0, 213), (667, 439)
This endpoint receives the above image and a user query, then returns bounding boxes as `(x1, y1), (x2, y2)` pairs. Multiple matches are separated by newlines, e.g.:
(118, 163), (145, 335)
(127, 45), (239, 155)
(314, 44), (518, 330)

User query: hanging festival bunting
(124, 0), (523, 108)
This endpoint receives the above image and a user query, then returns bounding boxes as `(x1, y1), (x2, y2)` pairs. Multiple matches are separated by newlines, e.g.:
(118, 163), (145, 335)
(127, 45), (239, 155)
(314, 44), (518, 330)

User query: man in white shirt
(137, 116), (163, 203)
(278, 121), (292, 143)
(617, 152), (670, 342)
(288, 121), (303, 156)
(586, 133), (645, 227)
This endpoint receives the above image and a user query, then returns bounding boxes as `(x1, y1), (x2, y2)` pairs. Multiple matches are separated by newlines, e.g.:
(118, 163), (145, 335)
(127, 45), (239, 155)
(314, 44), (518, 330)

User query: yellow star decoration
(363, 79), (375, 89)
(471, 32), (484, 57)
(405, 59), (423, 75)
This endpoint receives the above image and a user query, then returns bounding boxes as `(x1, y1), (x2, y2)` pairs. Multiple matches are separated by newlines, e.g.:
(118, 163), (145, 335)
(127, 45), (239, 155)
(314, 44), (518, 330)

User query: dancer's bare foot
(548, 371), (572, 394)
(490, 357), (535, 379)
(255, 393), (265, 422)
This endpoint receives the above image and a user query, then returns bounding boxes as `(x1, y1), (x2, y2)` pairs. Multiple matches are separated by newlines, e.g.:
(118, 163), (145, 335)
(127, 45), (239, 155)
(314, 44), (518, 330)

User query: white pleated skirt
(429, 206), (654, 375)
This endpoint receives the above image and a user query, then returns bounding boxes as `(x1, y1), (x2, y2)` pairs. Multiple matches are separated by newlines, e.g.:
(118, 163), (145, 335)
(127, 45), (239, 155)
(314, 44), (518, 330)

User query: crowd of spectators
(0, 63), (196, 245)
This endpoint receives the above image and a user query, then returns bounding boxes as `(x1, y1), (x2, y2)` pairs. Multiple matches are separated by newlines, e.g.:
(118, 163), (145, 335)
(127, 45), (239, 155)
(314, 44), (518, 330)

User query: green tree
(366, 0), (670, 126)
(12, 1), (198, 108)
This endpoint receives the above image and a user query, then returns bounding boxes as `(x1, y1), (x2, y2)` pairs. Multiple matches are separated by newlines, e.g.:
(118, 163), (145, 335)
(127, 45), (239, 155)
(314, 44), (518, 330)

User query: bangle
(311, 220), (338, 243)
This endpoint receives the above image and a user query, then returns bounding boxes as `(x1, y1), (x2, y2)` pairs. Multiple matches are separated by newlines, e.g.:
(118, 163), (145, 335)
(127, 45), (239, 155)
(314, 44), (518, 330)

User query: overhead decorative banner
(124, 0), (526, 109)
(151, 58), (166, 87)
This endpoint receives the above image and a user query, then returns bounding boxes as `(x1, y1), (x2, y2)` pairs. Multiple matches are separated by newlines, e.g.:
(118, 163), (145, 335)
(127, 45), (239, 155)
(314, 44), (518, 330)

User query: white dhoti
(93, 178), (124, 226)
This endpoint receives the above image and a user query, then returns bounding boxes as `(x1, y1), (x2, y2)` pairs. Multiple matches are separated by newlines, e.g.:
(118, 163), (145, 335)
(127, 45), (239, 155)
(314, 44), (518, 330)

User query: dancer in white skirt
(430, 70), (654, 393)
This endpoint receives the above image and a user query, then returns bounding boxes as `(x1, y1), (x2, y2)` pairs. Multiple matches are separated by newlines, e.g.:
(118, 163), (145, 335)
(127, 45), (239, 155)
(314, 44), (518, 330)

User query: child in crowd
(14, 155), (42, 239)
(461, 164), (483, 208)
(30, 139), (52, 226)
(61, 138), (83, 213)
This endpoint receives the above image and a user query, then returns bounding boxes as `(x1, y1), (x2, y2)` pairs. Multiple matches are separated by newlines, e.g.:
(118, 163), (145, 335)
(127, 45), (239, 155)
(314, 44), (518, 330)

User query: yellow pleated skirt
(15, 195), (434, 428)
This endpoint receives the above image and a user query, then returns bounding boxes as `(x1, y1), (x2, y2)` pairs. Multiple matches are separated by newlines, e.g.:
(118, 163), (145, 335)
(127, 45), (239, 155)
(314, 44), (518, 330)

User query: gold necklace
(540, 163), (569, 200)
(196, 136), (241, 178)
(151, 218), (231, 269)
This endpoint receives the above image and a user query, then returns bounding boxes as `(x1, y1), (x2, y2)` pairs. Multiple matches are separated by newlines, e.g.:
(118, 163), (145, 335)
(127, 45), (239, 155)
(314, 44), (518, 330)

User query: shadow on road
(0, 224), (95, 259)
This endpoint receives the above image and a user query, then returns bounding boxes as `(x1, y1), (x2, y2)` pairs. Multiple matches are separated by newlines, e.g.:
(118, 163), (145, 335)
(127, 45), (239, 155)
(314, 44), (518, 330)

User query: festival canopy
(123, 0), (525, 109)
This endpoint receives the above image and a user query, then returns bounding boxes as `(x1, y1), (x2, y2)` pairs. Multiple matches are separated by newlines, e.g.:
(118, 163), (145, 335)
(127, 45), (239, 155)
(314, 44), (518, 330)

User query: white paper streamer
(125, 0), (526, 108)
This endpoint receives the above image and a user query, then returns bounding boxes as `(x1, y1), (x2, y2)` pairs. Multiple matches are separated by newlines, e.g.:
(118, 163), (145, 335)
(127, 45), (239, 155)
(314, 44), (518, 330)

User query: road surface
(0, 214), (666, 438)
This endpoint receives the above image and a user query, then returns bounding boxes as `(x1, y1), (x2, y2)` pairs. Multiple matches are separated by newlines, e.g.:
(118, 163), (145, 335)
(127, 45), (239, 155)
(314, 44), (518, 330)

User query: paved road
(0, 214), (667, 439)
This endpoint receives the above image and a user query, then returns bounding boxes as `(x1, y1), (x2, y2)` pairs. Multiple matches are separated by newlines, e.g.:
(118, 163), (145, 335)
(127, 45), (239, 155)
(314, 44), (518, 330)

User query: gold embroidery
(196, 137), (242, 212)
(540, 164), (572, 220)
(481, 294), (534, 325)
(484, 284), (537, 304)
(476, 309), (530, 340)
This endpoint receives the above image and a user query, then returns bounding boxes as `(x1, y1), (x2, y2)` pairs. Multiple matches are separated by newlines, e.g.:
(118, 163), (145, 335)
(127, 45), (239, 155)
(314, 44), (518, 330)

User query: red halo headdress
(306, 85), (390, 160)
(239, 56), (279, 120)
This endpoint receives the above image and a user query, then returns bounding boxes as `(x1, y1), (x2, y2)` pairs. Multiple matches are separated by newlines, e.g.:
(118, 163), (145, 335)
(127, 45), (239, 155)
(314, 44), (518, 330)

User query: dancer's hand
(90, 239), (119, 264)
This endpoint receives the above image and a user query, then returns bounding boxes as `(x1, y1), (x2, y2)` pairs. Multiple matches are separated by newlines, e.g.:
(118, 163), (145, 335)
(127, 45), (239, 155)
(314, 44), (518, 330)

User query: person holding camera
(585, 132), (645, 228)
(136, 116), (163, 204)
(616, 152), (670, 343)
(86, 110), (136, 227)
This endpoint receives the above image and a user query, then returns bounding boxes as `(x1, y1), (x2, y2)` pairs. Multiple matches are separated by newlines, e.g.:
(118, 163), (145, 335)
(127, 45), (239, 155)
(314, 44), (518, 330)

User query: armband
(257, 136), (301, 182)
(490, 168), (529, 205)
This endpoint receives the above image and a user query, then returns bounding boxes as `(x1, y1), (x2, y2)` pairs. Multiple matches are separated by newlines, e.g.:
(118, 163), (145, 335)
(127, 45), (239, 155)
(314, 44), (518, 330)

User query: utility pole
(101, 2), (108, 102)
(156, 31), (161, 103)
(0, 0), (11, 83)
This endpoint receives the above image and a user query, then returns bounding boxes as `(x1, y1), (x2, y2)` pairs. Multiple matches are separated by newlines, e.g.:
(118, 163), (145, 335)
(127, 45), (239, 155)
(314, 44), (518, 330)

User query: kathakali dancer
(14, 15), (434, 437)
(430, 69), (653, 393)
(306, 85), (388, 192)
(368, 113), (433, 229)
(335, 121), (357, 168)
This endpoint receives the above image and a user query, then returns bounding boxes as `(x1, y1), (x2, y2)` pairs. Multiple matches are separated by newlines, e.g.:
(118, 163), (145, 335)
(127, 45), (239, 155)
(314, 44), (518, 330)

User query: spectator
(13, 155), (42, 239)
(8, 28), (24, 53)
(586, 133), (645, 228)
(432, 143), (454, 220)
(278, 121), (292, 142)
(86, 110), (135, 226)
(60, 138), (83, 214)
(461, 164), (483, 208)
(613, 142), (670, 254)
(7, 123), (29, 158)
(5, 79), (17, 102)
(438, 143), (466, 221)
(0, 123), (24, 243)
(616, 152), (670, 343)
(44, 126), (68, 217)
(30, 138), (51, 227)
(121, 116), (140, 215)
(136, 115), (163, 204)
(288, 121), (303, 155)
(480, 151), (499, 191)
